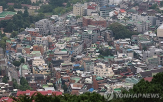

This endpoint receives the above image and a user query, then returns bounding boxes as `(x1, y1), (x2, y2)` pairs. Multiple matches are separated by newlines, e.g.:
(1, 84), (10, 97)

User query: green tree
(71, 57), (75, 62)
(53, 83), (57, 90)
(23, 7), (29, 17)
(0, 67), (1, 75)
(2, 76), (9, 83)
(14, 3), (22, 9)
(13, 61), (21, 67)
(20, 77), (28, 85)
(0, 36), (8, 50)
(12, 78), (19, 89)
(11, 93), (35, 102)
(39, 5), (53, 13)
(11, 31), (18, 38)
(20, 58), (25, 63)
(30, 24), (35, 28)
(7, 6), (15, 12)
(109, 23), (138, 39)
(117, 72), (163, 102)
(142, 46), (147, 51)
(149, 3), (157, 9)
(20, 28), (25, 32)
(11, 92), (106, 102)
(98, 49), (113, 56)
(62, 85), (68, 93)
(161, 1), (163, 7)
(19, 77), (31, 91)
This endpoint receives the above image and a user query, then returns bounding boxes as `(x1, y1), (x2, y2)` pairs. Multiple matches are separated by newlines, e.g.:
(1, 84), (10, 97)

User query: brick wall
(83, 17), (107, 27)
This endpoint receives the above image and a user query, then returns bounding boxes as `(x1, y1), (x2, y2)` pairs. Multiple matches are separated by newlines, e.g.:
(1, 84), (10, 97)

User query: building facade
(73, 3), (84, 16)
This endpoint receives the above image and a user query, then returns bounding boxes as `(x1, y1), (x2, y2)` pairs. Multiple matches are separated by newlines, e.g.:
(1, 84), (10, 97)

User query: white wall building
(94, 62), (114, 77)
(157, 23), (163, 38)
(73, 3), (84, 16)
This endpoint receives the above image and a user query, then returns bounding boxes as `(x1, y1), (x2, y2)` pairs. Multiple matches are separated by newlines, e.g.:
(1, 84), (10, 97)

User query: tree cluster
(0, 9), (44, 33)
(39, 0), (90, 15)
(2, 75), (9, 83)
(0, 0), (31, 9)
(0, 32), (8, 50)
(111, 72), (163, 102)
(98, 49), (113, 58)
(11, 92), (106, 102)
(13, 58), (25, 67)
(9, 72), (163, 101)
(13, 77), (31, 91)
(109, 23), (138, 39)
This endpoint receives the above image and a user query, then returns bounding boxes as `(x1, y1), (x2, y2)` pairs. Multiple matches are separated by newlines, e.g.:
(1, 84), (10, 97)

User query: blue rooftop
(11, 44), (16, 47)
(109, 5), (115, 7)
(101, 6), (106, 8)
(89, 88), (94, 92)
(127, 49), (133, 51)
(74, 64), (80, 67)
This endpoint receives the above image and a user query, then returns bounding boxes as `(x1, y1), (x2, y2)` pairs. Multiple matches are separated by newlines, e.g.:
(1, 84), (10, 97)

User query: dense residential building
(32, 57), (50, 74)
(35, 19), (52, 35)
(0, 6), (17, 21)
(3, 0), (163, 99)
(97, 0), (109, 7)
(73, 3), (85, 16)
(86, 2), (98, 16)
(157, 24), (163, 38)
(94, 62), (114, 77)
(83, 13), (107, 27)
(17, 90), (62, 96)
(100, 6), (110, 19)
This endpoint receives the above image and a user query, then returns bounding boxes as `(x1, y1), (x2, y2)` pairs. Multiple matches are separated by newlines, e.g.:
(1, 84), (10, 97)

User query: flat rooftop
(158, 23), (163, 29)
(83, 14), (106, 21)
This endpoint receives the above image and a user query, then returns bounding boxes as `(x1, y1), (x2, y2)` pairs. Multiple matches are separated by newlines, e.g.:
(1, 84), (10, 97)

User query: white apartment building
(94, 62), (114, 77)
(35, 19), (52, 35)
(32, 57), (45, 66)
(157, 23), (163, 38)
(73, 3), (84, 16)
(35, 36), (48, 46)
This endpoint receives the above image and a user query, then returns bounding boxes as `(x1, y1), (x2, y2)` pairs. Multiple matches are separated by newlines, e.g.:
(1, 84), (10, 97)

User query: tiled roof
(144, 77), (153, 82)
(0, 11), (17, 18)
(17, 90), (62, 96)
(0, 97), (13, 102)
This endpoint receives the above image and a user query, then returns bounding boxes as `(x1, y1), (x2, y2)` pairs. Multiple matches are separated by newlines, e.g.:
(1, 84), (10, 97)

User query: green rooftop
(47, 83), (53, 86)
(96, 76), (103, 81)
(0, 11), (17, 18)
(61, 49), (67, 51)
(31, 51), (41, 54)
(26, 45), (31, 48)
(61, 63), (72, 66)
(42, 84), (48, 88)
(6, 40), (11, 43)
(71, 77), (81, 83)
(22, 64), (29, 70)
(114, 88), (121, 92)
(100, 88), (106, 92)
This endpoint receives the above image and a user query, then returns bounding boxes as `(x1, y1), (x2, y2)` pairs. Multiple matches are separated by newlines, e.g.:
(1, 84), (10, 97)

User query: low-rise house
(139, 68), (163, 78)
(81, 57), (94, 73)
(32, 57), (50, 75)
(68, 83), (84, 95)
(19, 64), (31, 77)
(94, 62), (114, 77)
(16, 90), (62, 96)
(83, 13), (107, 27)
(25, 74), (47, 89)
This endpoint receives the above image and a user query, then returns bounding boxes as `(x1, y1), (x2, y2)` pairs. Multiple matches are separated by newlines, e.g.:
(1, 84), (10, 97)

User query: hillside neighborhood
(0, 0), (163, 101)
